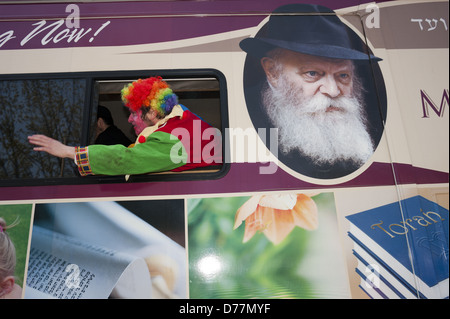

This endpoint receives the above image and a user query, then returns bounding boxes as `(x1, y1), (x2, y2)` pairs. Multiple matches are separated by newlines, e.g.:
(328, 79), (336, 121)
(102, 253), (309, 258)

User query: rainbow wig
(121, 76), (178, 118)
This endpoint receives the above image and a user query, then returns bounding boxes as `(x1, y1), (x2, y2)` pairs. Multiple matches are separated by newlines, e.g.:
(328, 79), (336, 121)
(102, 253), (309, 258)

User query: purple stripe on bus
(0, 162), (447, 201)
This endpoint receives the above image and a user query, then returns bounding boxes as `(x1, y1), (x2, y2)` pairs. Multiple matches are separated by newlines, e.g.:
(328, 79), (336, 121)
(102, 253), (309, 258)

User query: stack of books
(346, 195), (449, 299)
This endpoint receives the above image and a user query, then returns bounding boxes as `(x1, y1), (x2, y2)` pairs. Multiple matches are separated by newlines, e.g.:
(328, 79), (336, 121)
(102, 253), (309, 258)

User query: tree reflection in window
(0, 78), (86, 180)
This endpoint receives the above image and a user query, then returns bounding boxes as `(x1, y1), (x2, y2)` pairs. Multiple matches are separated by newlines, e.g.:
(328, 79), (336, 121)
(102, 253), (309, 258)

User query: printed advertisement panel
(0, 0), (448, 303)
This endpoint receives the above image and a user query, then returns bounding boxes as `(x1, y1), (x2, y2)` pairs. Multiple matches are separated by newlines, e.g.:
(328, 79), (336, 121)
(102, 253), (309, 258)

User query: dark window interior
(0, 78), (87, 181)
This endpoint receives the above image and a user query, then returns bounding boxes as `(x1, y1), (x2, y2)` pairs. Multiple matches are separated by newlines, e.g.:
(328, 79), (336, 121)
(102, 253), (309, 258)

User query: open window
(93, 77), (222, 146)
(0, 69), (228, 187)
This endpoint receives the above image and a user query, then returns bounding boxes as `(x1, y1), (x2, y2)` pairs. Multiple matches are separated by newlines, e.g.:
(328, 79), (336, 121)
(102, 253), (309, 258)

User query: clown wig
(121, 76), (179, 118)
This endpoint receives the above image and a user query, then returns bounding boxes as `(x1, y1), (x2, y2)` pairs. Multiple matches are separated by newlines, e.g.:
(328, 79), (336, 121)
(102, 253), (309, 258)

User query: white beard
(262, 76), (374, 166)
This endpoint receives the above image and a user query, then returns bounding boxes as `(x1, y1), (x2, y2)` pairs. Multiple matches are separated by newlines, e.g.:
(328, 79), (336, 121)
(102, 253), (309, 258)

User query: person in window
(95, 105), (132, 147)
(0, 217), (22, 299)
(240, 4), (385, 179)
(28, 77), (221, 177)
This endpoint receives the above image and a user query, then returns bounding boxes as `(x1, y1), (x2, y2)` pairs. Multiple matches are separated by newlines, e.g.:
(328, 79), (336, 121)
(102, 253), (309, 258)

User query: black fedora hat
(240, 3), (381, 61)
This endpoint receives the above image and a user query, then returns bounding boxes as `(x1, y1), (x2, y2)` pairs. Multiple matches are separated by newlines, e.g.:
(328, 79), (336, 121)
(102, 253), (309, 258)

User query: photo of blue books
(346, 195), (449, 299)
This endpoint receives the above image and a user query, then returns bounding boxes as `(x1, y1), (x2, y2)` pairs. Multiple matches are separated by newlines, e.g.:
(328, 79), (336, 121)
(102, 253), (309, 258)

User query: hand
(28, 134), (75, 159)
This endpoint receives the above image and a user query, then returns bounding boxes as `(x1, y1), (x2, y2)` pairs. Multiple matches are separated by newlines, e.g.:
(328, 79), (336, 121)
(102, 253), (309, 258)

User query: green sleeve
(88, 131), (187, 175)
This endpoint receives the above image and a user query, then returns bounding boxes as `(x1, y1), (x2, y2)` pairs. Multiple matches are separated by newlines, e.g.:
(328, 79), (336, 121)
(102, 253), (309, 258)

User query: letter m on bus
(421, 89), (449, 118)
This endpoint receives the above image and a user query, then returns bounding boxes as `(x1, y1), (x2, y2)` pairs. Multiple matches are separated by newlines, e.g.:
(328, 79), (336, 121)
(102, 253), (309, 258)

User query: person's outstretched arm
(28, 134), (75, 159)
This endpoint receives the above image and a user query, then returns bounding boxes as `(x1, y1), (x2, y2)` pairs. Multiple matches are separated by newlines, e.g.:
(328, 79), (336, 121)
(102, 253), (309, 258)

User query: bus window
(0, 71), (228, 186)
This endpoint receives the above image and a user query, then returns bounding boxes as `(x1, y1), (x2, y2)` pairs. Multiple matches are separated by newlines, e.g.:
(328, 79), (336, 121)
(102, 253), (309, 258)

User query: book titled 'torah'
(346, 195), (448, 299)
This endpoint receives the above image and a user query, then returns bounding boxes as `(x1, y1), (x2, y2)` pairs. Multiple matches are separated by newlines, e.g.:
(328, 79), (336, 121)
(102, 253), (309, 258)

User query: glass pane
(0, 78), (86, 180)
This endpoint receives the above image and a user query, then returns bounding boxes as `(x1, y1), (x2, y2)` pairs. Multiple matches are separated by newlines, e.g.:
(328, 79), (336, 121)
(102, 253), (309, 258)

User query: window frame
(0, 68), (230, 187)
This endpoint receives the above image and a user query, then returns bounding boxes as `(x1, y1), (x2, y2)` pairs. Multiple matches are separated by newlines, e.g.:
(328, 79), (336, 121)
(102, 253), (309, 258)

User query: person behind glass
(0, 217), (22, 299)
(28, 76), (221, 176)
(95, 105), (132, 147)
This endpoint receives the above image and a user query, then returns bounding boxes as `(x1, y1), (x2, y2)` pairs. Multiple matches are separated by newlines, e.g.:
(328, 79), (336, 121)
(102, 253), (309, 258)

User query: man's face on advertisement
(260, 49), (374, 166)
(261, 50), (355, 104)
